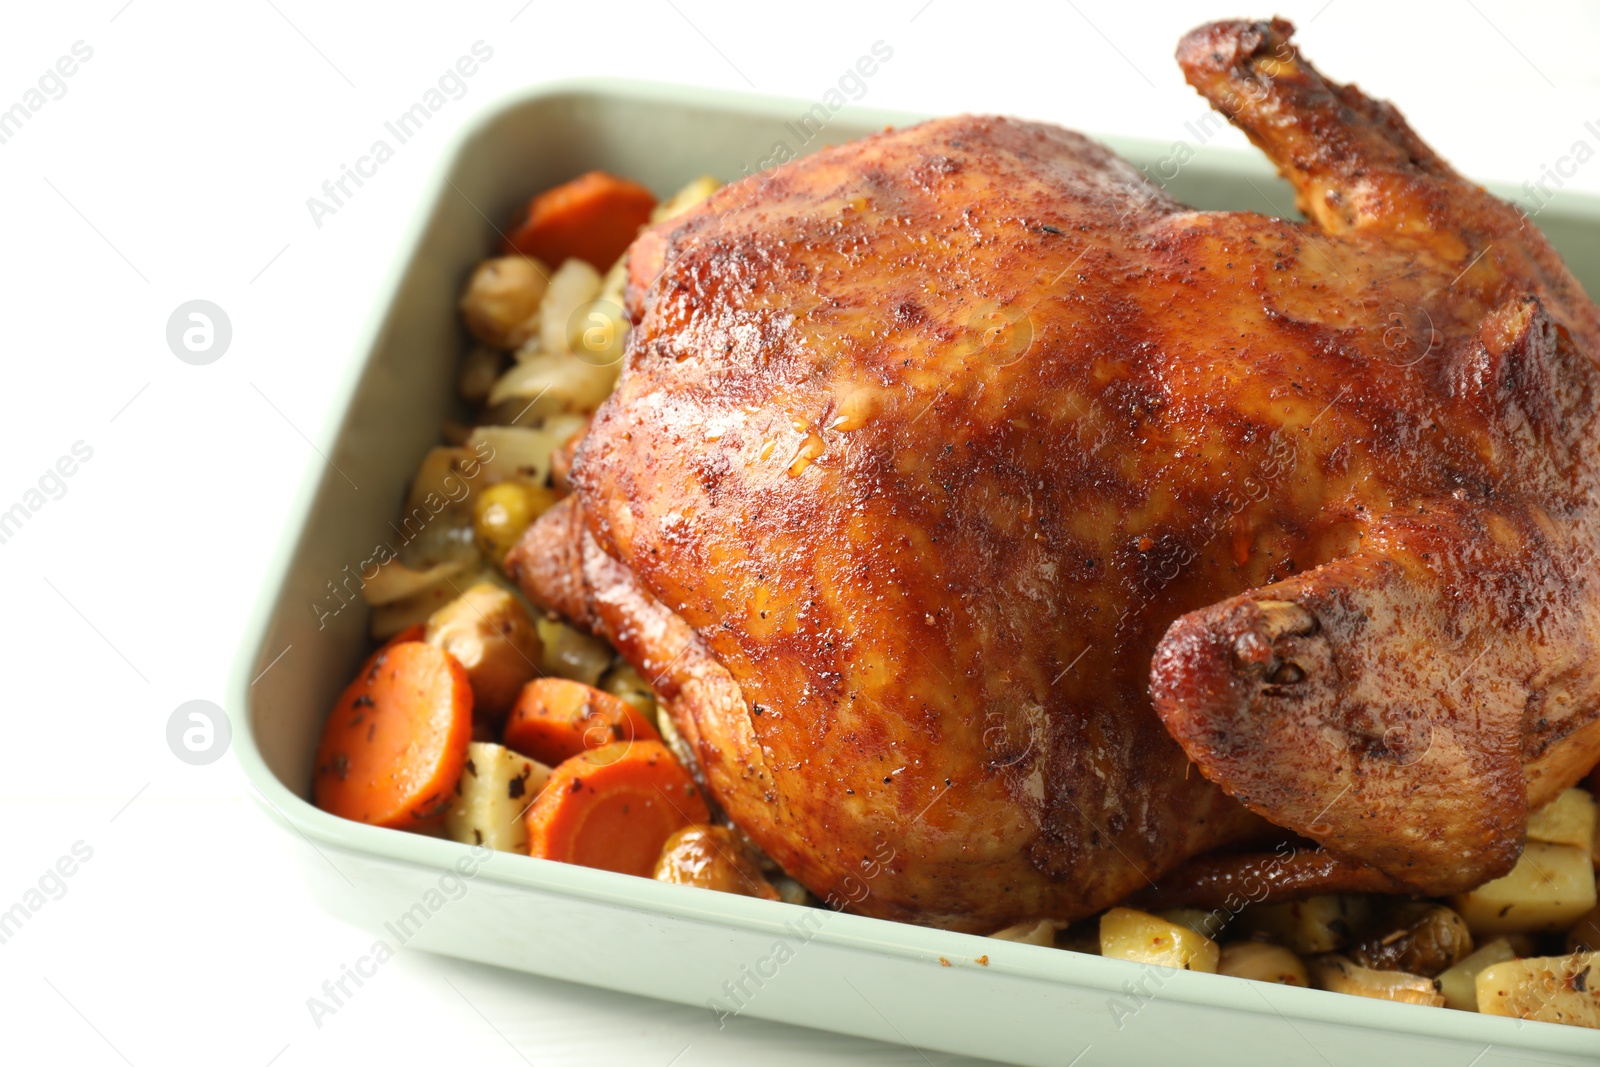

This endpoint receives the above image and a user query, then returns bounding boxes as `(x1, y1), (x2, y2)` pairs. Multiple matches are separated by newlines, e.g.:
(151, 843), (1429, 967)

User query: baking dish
(233, 78), (1600, 1066)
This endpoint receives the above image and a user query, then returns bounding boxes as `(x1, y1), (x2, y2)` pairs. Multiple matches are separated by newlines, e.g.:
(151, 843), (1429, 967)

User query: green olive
(473, 481), (555, 560)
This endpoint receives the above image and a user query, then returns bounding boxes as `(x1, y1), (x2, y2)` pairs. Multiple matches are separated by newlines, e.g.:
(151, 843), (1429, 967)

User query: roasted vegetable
(1449, 842), (1597, 935)
(1436, 938), (1518, 1011)
(1348, 902), (1473, 977)
(1156, 907), (1229, 941)
(442, 741), (550, 852)
(369, 567), (497, 640)
(1309, 955), (1444, 1007)
(466, 421), (586, 487)
(1099, 907), (1220, 973)
(1526, 787), (1599, 855)
(425, 583), (542, 720)
(1234, 895), (1372, 955)
(459, 255), (549, 349)
(568, 295), (627, 367)
(1477, 952), (1600, 1027)
(503, 677), (661, 766)
(501, 170), (657, 269)
(487, 349), (618, 418)
(653, 703), (697, 776)
(1217, 941), (1309, 986)
(524, 740), (709, 876)
(599, 661), (658, 723)
(459, 345), (504, 403)
(989, 919), (1063, 947)
(404, 445), (489, 532)
(1568, 903), (1600, 953)
(652, 825), (779, 900)
(650, 175), (720, 223)
(538, 258), (603, 356)
(313, 641), (472, 830)
(362, 557), (470, 607)
(474, 481), (557, 562)
(536, 618), (614, 686)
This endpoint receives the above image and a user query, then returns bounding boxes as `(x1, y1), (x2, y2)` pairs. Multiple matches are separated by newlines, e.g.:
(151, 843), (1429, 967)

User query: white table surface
(3, 1), (1598, 1064)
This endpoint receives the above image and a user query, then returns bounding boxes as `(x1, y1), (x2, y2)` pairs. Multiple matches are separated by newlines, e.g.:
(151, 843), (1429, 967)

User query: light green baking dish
(232, 79), (1600, 1066)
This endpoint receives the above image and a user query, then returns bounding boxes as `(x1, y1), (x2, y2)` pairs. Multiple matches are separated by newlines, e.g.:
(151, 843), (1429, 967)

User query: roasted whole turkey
(509, 18), (1600, 932)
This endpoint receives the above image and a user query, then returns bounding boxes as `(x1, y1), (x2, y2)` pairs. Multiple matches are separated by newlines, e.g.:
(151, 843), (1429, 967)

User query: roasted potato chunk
(1156, 907), (1230, 941)
(1450, 842), (1597, 936)
(425, 583), (542, 720)
(1217, 941), (1309, 986)
(1436, 937), (1517, 1011)
(990, 919), (1063, 947)
(1527, 787), (1599, 855)
(1477, 952), (1600, 1027)
(1099, 907), (1219, 972)
(460, 255), (549, 349)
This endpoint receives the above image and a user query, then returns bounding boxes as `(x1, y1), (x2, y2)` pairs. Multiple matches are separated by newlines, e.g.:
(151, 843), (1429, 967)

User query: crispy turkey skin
(510, 18), (1600, 931)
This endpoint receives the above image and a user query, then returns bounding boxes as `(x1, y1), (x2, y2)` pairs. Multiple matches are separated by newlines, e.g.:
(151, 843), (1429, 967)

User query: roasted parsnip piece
(443, 741), (550, 852)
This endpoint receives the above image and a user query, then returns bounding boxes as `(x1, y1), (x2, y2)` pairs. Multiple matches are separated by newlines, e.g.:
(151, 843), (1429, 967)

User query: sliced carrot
(333, 623), (426, 724)
(503, 677), (659, 766)
(383, 623), (425, 649)
(314, 641), (473, 830)
(525, 740), (708, 876)
(501, 171), (657, 268)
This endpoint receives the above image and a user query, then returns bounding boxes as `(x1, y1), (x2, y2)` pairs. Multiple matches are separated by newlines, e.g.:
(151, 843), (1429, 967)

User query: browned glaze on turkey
(509, 18), (1600, 932)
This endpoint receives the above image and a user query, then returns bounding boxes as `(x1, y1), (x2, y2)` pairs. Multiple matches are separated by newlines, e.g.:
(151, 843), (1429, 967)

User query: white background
(2, 2), (1598, 1064)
